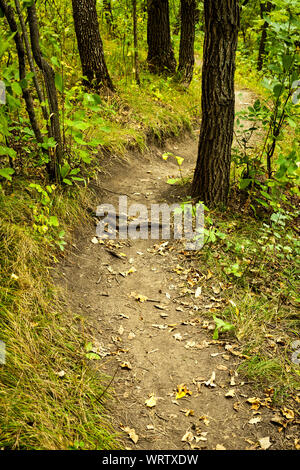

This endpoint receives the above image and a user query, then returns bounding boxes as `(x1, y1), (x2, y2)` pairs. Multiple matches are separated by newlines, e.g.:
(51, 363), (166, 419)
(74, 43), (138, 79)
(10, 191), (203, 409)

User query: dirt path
(58, 91), (296, 450)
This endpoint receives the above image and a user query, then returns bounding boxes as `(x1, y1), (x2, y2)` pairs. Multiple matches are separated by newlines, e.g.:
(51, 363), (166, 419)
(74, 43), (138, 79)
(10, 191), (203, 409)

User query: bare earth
(57, 90), (298, 450)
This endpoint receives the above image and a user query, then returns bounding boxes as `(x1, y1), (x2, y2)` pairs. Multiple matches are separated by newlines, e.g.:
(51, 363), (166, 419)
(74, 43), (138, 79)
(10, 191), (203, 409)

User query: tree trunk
(257, 2), (273, 71)
(103, 0), (115, 36)
(147, 0), (176, 75)
(27, 4), (63, 182)
(72, 0), (114, 92)
(0, 0), (43, 147)
(191, 0), (240, 207)
(14, 0), (49, 126)
(178, 0), (196, 85)
(132, 0), (140, 85)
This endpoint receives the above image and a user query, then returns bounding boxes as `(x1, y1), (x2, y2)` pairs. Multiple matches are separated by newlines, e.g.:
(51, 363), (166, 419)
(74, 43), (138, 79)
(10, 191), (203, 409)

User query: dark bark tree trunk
(27, 4), (63, 182)
(257, 2), (273, 71)
(0, 0), (43, 147)
(132, 0), (140, 85)
(178, 0), (196, 85)
(103, 0), (115, 36)
(72, 0), (114, 92)
(191, 0), (240, 207)
(14, 0), (49, 126)
(147, 0), (176, 75)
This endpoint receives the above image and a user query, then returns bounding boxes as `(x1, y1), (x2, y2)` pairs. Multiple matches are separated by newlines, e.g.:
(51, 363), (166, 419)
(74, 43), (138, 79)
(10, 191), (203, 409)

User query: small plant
(162, 151), (186, 185)
(213, 315), (235, 340)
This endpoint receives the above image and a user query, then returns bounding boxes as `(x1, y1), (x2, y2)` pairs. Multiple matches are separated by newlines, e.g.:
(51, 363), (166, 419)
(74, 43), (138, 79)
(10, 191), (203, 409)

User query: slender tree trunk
(103, 0), (115, 36)
(257, 2), (273, 71)
(72, 0), (114, 92)
(132, 0), (140, 85)
(191, 0), (240, 207)
(178, 0), (196, 85)
(0, 0), (43, 147)
(147, 0), (176, 75)
(14, 0), (49, 126)
(27, 4), (63, 182)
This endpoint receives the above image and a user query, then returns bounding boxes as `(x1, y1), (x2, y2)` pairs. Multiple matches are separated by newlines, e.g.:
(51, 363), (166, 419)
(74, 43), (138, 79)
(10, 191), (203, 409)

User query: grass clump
(0, 184), (120, 450)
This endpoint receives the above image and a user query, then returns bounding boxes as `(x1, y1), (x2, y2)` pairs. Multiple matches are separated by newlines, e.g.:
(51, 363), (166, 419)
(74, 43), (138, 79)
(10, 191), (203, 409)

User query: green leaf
(85, 352), (101, 360)
(55, 73), (63, 93)
(49, 216), (59, 227)
(167, 178), (180, 185)
(0, 167), (14, 181)
(11, 81), (22, 96)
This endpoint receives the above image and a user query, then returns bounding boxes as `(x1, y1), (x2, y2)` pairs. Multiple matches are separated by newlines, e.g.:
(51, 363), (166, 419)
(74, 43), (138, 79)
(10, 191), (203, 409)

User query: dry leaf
(121, 425), (139, 444)
(195, 286), (202, 298)
(199, 416), (210, 426)
(130, 291), (148, 302)
(176, 384), (192, 400)
(120, 361), (132, 370)
(249, 416), (262, 425)
(225, 389), (236, 398)
(216, 444), (226, 450)
(258, 436), (271, 450)
(173, 333), (183, 341)
(281, 407), (294, 420)
(145, 394), (157, 408)
(180, 408), (194, 417)
(205, 371), (216, 388)
(181, 431), (194, 443)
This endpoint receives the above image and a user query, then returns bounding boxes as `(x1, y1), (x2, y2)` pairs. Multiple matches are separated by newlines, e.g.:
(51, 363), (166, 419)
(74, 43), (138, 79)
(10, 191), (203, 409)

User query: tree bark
(14, 0), (49, 126)
(103, 0), (115, 36)
(178, 0), (196, 85)
(132, 0), (140, 85)
(191, 0), (240, 207)
(257, 2), (273, 71)
(147, 0), (176, 75)
(72, 0), (114, 92)
(0, 0), (43, 147)
(27, 4), (63, 182)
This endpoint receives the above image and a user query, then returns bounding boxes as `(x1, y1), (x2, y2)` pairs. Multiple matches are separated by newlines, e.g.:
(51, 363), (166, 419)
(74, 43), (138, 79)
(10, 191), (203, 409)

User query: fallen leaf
(249, 416), (262, 425)
(91, 237), (98, 244)
(145, 394), (157, 408)
(195, 287), (202, 298)
(199, 416), (210, 426)
(130, 291), (148, 302)
(176, 384), (192, 400)
(180, 408), (194, 416)
(121, 425), (139, 444)
(216, 444), (226, 450)
(173, 333), (183, 341)
(225, 389), (236, 398)
(120, 361), (132, 370)
(205, 371), (216, 388)
(281, 407), (294, 420)
(258, 436), (271, 450)
(181, 431), (194, 443)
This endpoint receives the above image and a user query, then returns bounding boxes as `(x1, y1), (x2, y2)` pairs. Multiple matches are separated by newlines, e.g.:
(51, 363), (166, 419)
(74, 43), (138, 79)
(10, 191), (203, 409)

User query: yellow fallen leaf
(176, 384), (192, 400)
(130, 291), (148, 302)
(281, 407), (294, 420)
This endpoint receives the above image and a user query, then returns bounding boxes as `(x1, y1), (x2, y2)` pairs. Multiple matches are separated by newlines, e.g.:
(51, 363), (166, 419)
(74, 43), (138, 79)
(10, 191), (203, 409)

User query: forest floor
(55, 89), (299, 451)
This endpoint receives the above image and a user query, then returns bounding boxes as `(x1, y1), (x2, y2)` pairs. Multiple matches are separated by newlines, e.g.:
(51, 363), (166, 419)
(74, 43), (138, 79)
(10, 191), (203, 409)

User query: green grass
(0, 184), (121, 449)
(190, 203), (300, 395)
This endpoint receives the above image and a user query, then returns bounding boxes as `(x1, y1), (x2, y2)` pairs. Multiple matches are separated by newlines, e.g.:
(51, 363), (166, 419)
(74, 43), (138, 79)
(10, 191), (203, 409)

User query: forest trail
(57, 89), (293, 451)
